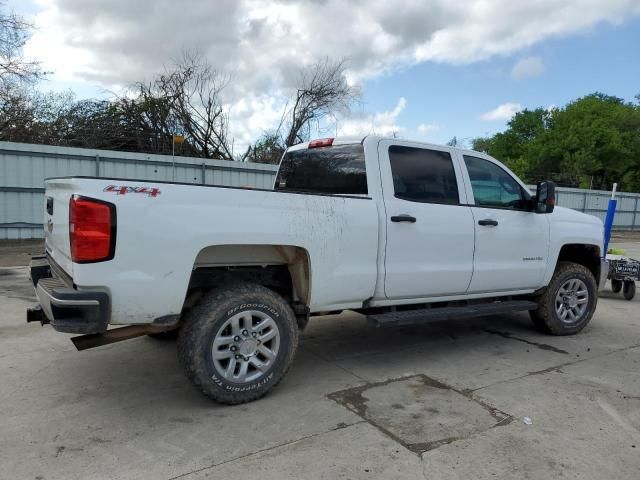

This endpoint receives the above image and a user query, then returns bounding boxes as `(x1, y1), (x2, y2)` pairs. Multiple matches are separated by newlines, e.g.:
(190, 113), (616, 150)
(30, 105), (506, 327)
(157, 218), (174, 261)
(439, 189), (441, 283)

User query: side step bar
(367, 300), (538, 328)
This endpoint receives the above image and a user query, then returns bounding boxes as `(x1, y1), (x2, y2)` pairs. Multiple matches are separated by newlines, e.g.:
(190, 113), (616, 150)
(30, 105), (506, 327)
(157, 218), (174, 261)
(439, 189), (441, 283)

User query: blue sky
(361, 18), (640, 145)
(12, 0), (640, 151)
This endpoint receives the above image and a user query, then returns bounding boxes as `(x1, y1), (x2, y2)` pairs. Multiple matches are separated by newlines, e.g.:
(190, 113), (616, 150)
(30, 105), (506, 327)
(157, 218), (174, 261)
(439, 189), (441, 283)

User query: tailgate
(43, 179), (76, 277)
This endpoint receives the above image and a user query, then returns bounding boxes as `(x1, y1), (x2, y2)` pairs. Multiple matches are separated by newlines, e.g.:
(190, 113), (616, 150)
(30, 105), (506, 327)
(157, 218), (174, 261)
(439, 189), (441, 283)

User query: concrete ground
(0, 239), (44, 267)
(0, 244), (639, 479)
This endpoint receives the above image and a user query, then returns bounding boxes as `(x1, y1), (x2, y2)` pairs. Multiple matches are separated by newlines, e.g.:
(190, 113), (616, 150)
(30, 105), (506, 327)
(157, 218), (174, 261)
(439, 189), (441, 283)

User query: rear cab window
(388, 145), (460, 204)
(275, 144), (367, 195)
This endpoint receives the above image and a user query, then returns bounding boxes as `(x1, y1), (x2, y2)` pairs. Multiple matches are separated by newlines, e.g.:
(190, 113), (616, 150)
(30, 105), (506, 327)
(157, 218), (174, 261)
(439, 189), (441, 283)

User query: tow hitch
(26, 305), (49, 326)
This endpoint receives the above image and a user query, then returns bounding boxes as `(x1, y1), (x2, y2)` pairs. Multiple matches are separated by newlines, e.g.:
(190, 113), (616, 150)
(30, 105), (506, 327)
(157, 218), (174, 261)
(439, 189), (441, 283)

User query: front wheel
(178, 282), (298, 404)
(530, 262), (597, 335)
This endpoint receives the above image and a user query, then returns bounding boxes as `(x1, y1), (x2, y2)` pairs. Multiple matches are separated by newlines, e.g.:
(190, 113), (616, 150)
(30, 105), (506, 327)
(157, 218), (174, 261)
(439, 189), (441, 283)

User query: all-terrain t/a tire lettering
(177, 282), (298, 404)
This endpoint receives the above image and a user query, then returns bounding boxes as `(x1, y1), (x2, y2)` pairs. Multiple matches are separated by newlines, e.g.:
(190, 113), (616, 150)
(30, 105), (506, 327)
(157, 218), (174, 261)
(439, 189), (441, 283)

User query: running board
(367, 300), (538, 328)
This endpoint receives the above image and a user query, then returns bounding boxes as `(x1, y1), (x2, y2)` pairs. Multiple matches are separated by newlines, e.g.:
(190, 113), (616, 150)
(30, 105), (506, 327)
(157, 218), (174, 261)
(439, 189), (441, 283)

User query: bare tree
(282, 58), (358, 147)
(0, 2), (44, 89)
(114, 83), (179, 154)
(0, 2), (46, 138)
(112, 52), (233, 159)
(157, 51), (233, 159)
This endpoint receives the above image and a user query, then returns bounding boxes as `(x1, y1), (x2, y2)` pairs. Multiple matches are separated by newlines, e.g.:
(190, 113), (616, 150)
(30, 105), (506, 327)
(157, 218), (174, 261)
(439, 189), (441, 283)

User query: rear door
(379, 140), (475, 299)
(460, 154), (549, 292)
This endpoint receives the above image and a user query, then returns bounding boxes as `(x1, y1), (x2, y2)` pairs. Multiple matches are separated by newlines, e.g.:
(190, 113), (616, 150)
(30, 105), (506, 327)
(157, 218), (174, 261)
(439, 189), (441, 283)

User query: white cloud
(26, 0), (640, 89)
(227, 94), (285, 154)
(20, 0), (640, 147)
(512, 56), (545, 79)
(416, 122), (440, 136)
(480, 102), (523, 121)
(338, 97), (407, 137)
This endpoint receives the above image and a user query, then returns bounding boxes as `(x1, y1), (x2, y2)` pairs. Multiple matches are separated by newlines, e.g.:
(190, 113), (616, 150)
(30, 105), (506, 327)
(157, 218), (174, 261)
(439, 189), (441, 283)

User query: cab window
(275, 144), (367, 195)
(389, 145), (459, 204)
(463, 155), (528, 209)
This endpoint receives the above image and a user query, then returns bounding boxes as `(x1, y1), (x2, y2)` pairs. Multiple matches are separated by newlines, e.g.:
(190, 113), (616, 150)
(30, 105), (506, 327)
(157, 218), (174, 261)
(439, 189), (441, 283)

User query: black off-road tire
(611, 279), (623, 293)
(623, 281), (636, 301)
(529, 261), (598, 335)
(177, 282), (298, 404)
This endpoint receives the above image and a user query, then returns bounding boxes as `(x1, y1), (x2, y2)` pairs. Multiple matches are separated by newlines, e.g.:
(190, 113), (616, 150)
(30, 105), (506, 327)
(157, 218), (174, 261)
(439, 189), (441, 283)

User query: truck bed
(43, 176), (380, 324)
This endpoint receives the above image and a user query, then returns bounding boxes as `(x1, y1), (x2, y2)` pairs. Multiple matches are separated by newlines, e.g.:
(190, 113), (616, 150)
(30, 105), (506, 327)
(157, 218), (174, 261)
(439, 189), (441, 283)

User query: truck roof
(287, 135), (486, 157)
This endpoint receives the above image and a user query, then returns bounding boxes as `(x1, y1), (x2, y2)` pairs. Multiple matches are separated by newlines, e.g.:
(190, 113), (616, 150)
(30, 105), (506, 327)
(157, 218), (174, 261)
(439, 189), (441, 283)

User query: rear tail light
(69, 196), (116, 263)
(308, 138), (334, 148)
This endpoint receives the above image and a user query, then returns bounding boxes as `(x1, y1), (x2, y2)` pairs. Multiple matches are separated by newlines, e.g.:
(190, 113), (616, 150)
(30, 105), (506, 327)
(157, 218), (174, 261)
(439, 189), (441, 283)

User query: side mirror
(535, 181), (556, 214)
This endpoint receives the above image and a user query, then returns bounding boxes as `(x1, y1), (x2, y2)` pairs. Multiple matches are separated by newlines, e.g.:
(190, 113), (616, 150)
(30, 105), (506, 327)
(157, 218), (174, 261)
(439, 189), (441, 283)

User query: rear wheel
(623, 281), (636, 301)
(178, 282), (298, 404)
(611, 279), (623, 293)
(530, 262), (597, 335)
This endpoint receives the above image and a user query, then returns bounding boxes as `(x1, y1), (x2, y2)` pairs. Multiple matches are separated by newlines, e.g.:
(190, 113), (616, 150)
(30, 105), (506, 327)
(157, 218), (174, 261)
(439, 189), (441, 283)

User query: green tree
(242, 133), (285, 164)
(473, 94), (640, 191)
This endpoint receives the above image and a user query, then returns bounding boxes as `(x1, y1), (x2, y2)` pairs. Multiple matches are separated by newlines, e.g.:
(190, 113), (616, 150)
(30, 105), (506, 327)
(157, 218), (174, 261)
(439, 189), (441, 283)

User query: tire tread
(177, 282), (298, 405)
(529, 261), (597, 336)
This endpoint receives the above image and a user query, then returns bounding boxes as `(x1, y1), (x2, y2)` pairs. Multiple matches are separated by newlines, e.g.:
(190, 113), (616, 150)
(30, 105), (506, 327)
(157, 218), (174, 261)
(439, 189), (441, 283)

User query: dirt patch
(0, 240), (44, 267)
(611, 231), (640, 241)
(0, 267), (35, 301)
(328, 374), (512, 454)
(483, 329), (569, 355)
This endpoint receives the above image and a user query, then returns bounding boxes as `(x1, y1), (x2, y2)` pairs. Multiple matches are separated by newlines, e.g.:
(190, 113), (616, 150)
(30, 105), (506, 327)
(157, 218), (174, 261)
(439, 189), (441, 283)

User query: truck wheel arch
(188, 244), (311, 305)
(552, 244), (601, 281)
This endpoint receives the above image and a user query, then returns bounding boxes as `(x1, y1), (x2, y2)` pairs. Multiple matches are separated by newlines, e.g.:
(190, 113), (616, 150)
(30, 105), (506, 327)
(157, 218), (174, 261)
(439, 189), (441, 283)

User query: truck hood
(549, 206), (604, 252)
(551, 206), (603, 228)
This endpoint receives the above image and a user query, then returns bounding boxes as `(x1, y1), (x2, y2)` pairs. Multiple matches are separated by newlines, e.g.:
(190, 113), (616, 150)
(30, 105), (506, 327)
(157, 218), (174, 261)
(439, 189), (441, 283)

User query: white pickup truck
(28, 136), (607, 404)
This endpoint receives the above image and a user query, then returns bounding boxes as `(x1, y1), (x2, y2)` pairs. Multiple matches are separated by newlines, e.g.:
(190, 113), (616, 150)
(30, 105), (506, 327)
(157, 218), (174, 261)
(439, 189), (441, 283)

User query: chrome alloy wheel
(211, 310), (280, 383)
(555, 278), (589, 324)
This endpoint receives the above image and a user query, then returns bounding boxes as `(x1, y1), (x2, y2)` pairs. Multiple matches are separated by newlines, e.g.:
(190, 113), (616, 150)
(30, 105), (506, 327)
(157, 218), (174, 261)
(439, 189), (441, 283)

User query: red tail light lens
(69, 196), (116, 263)
(308, 138), (334, 148)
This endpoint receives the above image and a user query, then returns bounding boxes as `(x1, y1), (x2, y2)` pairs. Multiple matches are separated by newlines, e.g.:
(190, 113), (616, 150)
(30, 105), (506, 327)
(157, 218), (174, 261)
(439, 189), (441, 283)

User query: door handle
(478, 219), (498, 226)
(391, 214), (417, 223)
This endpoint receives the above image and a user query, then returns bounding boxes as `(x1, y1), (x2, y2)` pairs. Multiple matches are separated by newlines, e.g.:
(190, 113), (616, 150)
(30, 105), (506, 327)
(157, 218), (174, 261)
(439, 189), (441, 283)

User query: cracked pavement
(1, 241), (639, 480)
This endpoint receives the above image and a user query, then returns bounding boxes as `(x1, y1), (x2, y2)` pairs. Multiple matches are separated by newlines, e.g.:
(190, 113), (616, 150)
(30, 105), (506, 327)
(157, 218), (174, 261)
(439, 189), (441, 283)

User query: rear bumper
(28, 256), (110, 334)
(599, 258), (609, 292)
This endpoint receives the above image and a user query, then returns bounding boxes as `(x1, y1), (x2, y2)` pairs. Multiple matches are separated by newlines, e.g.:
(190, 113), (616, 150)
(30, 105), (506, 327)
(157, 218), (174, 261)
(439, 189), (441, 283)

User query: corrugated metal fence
(0, 142), (279, 239)
(1, 141), (639, 239)
(552, 187), (640, 230)
(524, 185), (640, 230)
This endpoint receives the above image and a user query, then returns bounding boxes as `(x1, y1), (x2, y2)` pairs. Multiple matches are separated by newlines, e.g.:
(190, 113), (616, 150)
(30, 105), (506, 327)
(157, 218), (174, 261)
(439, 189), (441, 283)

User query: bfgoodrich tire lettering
(530, 261), (598, 335)
(178, 283), (298, 404)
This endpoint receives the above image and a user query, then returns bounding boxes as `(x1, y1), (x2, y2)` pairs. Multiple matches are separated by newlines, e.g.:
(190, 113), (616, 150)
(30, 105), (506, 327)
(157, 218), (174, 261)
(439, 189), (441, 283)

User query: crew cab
(28, 136), (608, 404)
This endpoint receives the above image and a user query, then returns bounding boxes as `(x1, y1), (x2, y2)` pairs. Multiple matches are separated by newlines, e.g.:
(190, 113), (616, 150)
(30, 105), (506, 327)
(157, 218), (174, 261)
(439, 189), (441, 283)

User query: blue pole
(603, 187), (617, 257)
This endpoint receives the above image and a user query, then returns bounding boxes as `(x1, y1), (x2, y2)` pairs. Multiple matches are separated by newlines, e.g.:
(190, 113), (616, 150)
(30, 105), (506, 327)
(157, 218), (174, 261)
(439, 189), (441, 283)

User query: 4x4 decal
(103, 185), (161, 197)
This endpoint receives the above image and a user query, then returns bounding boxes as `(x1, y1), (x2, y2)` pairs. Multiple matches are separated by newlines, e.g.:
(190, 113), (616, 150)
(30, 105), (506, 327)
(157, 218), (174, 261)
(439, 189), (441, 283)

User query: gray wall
(1, 141), (639, 239)
(0, 142), (279, 239)
(525, 185), (640, 230)
(551, 187), (640, 229)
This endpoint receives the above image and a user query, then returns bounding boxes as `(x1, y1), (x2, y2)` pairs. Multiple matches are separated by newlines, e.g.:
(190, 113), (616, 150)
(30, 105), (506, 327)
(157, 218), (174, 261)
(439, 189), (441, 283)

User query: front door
(462, 154), (550, 292)
(380, 141), (476, 299)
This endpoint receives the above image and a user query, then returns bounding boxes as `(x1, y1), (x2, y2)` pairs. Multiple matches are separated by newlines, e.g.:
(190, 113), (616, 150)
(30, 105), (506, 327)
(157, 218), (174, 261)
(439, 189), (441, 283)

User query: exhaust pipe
(71, 325), (176, 351)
